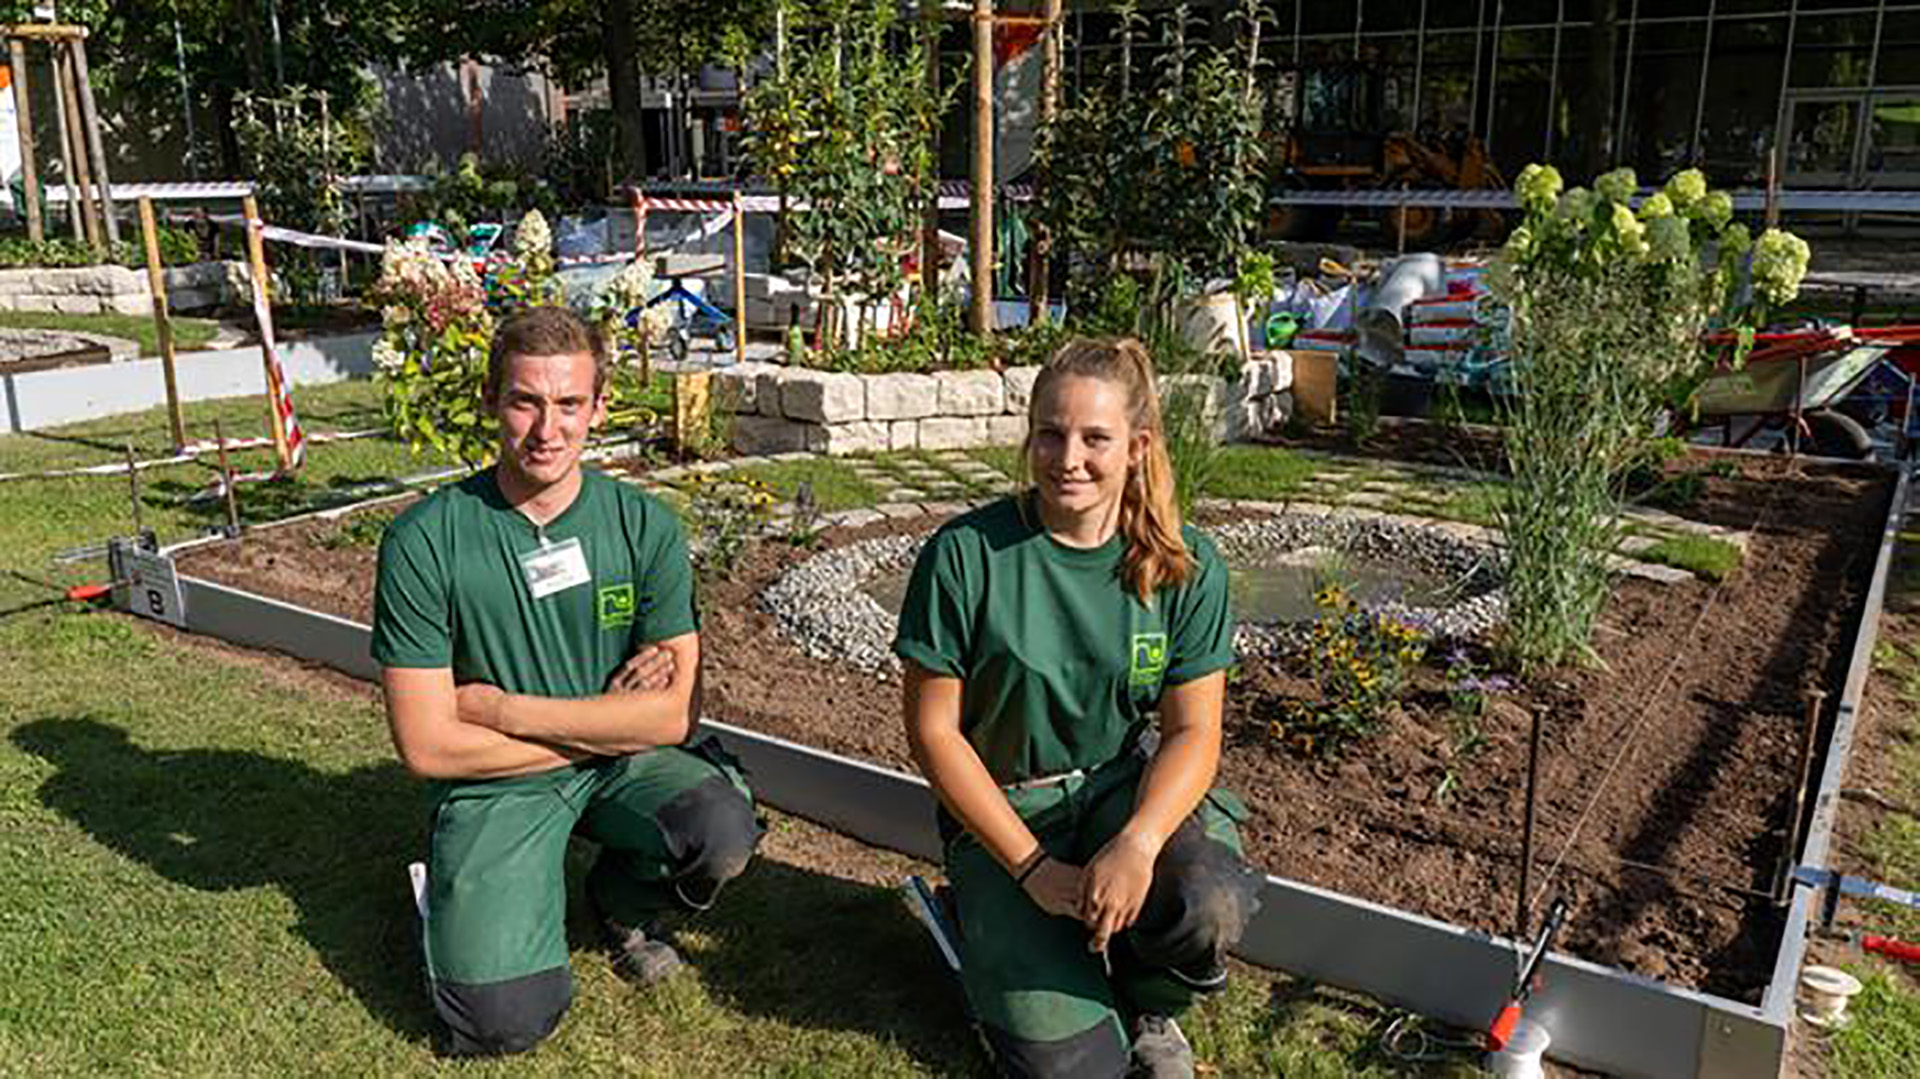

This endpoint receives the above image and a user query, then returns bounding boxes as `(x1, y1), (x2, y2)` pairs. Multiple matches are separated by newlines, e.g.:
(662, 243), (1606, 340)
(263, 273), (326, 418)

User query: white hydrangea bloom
(1595, 167), (1638, 205)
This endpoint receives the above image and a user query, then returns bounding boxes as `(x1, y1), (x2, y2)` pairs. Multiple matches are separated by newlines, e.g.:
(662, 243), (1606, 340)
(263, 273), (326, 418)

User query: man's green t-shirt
(371, 469), (697, 700)
(892, 495), (1236, 783)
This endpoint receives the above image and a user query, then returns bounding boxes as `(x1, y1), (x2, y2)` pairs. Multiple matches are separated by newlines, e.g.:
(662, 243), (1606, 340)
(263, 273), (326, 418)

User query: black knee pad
(433, 966), (572, 1057)
(655, 775), (762, 910)
(982, 1018), (1129, 1079)
(1126, 822), (1262, 984)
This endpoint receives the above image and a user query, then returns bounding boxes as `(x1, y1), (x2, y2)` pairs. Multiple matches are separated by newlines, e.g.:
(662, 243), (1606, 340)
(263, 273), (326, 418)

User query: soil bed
(176, 453), (1892, 1004)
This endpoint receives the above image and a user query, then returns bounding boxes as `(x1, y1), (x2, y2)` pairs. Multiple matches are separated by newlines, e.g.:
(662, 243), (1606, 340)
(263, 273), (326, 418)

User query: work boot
(601, 917), (684, 987)
(1129, 1014), (1194, 1079)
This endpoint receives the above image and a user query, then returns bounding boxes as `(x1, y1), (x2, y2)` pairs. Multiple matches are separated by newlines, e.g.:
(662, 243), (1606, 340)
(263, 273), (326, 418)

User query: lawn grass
(1193, 445), (1319, 502)
(1636, 533), (1744, 582)
(0, 310), (221, 356)
(723, 456), (880, 512)
(1824, 535), (1920, 1077)
(0, 386), (1503, 1075)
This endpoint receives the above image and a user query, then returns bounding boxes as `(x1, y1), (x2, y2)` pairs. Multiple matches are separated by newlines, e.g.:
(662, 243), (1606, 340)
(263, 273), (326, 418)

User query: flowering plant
(1490, 164), (1808, 668)
(1272, 583), (1427, 754)
(372, 238), (497, 468)
(590, 257), (674, 368)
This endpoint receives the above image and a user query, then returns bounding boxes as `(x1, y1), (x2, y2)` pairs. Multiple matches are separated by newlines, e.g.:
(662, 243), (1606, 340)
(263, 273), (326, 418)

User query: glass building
(1066, 1), (1920, 190)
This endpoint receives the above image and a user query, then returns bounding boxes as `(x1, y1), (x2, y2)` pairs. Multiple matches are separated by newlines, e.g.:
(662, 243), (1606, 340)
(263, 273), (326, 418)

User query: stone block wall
(715, 354), (1295, 457)
(0, 261), (244, 316)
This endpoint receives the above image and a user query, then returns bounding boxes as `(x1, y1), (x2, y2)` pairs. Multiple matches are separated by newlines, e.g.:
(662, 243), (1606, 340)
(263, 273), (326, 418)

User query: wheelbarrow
(1689, 326), (1920, 459)
(645, 252), (737, 363)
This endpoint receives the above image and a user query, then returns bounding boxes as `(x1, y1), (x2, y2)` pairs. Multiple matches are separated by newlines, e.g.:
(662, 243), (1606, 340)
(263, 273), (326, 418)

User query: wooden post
(970, 0), (995, 335)
(46, 42), (84, 243)
(672, 370), (712, 455)
(732, 190), (748, 367)
(921, 0), (942, 305)
(242, 194), (292, 469)
(54, 45), (100, 250)
(7, 39), (41, 243)
(1026, 0), (1061, 322)
(68, 36), (118, 245)
(139, 197), (186, 452)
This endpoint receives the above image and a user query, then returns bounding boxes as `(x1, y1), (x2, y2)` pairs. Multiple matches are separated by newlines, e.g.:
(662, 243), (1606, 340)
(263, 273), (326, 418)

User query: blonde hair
(1026, 336), (1193, 601)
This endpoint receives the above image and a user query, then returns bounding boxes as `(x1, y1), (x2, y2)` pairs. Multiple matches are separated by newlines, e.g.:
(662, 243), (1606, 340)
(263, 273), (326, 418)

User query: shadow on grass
(13, 717), (988, 1072)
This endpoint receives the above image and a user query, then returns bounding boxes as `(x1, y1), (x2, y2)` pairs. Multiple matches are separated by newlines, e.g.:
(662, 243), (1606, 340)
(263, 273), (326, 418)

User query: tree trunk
(1582, 0), (1619, 180)
(236, 0), (267, 95)
(604, 0), (649, 183)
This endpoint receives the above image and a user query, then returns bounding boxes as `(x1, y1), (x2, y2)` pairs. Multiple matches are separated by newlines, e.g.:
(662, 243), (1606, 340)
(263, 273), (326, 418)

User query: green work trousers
(945, 753), (1262, 1078)
(422, 734), (758, 1056)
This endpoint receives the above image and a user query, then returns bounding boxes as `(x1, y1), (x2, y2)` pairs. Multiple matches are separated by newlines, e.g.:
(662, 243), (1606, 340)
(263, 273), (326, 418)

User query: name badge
(519, 536), (592, 599)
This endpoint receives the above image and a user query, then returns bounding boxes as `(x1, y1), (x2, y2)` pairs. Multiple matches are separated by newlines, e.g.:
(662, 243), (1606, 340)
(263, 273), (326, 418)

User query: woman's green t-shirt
(892, 495), (1236, 783)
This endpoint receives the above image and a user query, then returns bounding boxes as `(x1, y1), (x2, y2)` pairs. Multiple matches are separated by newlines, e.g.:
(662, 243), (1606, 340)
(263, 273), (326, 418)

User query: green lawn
(0, 381), (1489, 1075)
(723, 457), (881, 513)
(1827, 536), (1920, 1077)
(0, 310), (221, 356)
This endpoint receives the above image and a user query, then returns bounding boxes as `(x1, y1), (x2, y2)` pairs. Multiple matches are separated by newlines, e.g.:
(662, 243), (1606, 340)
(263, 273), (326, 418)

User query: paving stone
(877, 503), (927, 519)
(1617, 534), (1661, 554)
(890, 487), (926, 501)
(920, 501), (971, 517)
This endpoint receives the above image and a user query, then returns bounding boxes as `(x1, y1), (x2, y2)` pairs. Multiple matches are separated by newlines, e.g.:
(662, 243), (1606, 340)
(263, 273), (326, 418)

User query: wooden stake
(921, 0), (942, 306)
(7, 40), (41, 243)
(672, 371), (712, 456)
(1027, 0), (1061, 322)
(68, 37), (118, 245)
(54, 44), (100, 250)
(732, 190), (747, 367)
(1517, 704), (1544, 943)
(970, 0), (995, 335)
(45, 42), (83, 243)
(242, 194), (291, 469)
(139, 197), (186, 452)
(213, 418), (241, 537)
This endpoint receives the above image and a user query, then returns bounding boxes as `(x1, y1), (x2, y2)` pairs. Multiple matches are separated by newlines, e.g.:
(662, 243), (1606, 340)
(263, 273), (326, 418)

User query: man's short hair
(485, 306), (611, 403)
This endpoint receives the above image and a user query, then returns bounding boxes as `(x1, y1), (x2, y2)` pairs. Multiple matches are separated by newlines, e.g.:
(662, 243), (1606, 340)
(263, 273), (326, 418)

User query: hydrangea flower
(1663, 168), (1707, 211)
(1647, 215), (1691, 262)
(1516, 163), (1563, 215)
(1637, 192), (1675, 221)
(371, 336), (408, 375)
(1720, 221), (1752, 256)
(1555, 187), (1595, 224)
(1608, 203), (1649, 255)
(1595, 167), (1638, 205)
(1752, 228), (1811, 306)
(1702, 191), (1735, 230)
(512, 210), (552, 260)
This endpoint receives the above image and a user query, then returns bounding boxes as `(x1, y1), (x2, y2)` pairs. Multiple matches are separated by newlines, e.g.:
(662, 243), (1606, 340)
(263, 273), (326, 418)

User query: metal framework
(127, 462), (1909, 1078)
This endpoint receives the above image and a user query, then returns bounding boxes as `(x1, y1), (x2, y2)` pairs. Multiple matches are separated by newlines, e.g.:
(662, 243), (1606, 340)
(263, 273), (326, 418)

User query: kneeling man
(373, 306), (759, 1055)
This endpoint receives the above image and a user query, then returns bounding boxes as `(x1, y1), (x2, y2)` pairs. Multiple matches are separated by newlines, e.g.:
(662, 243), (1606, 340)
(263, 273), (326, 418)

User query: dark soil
(175, 453), (1895, 1005)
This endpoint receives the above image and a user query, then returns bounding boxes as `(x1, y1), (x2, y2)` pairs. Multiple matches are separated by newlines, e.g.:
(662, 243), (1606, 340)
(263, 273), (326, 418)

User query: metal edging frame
(1759, 464), (1912, 1033)
(138, 464), (1911, 1077)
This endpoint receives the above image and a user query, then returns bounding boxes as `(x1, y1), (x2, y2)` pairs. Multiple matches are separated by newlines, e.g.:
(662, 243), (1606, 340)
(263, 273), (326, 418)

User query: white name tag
(519, 536), (592, 599)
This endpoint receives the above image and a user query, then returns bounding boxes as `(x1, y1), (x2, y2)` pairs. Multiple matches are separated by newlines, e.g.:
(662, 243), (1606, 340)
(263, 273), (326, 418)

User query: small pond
(860, 545), (1451, 624)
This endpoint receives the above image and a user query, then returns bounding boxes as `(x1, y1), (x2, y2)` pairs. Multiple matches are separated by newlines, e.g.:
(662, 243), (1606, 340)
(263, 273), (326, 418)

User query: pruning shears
(1487, 898), (1568, 1052)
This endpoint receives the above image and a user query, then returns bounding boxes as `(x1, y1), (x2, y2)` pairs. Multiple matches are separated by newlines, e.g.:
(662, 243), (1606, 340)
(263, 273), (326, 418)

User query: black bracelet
(1014, 851), (1049, 887)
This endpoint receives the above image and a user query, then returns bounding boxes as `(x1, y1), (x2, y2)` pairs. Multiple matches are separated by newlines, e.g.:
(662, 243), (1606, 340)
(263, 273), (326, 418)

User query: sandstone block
(936, 369), (1004, 416)
(714, 361), (778, 414)
(986, 415), (1029, 445)
(730, 415), (815, 456)
(814, 420), (891, 456)
(54, 295), (102, 314)
(14, 294), (59, 312)
(888, 419), (919, 452)
(1003, 365), (1041, 414)
(919, 416), (989, 451)
(105, 293), (152, 316)
(866, 372), (940, 421)
(781, 369), (866, 424)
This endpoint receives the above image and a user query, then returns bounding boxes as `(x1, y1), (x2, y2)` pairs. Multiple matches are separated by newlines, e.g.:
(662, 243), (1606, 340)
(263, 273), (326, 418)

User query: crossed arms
(381, 633), (702, 780)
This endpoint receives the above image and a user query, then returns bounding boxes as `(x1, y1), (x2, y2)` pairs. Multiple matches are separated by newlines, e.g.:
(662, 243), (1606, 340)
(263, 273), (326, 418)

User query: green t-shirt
(371, 469), (697, 700)
(892, 495), (1236, 783)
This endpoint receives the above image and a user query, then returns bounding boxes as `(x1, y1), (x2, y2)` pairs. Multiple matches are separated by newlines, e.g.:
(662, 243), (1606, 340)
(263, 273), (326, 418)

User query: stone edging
(0, 260), (244, 315)
(710, 356), (1297, 457)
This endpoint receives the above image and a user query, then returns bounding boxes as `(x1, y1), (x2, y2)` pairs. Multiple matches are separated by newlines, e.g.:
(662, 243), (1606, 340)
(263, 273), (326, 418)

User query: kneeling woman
(894, 337), (1262, 1079)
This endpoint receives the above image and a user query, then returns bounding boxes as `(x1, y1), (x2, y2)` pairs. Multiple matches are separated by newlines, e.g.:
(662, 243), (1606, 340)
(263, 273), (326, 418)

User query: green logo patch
(1130, 632), (1168, 687)
(598, 583), (637, 629)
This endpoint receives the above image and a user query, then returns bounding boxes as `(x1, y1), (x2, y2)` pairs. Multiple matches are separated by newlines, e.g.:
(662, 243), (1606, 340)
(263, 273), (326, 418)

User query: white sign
(121, 548), (188, 628)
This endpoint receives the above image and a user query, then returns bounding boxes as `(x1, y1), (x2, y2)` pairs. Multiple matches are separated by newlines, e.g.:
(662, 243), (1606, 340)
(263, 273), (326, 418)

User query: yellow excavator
(1263, 64), (1508, 249)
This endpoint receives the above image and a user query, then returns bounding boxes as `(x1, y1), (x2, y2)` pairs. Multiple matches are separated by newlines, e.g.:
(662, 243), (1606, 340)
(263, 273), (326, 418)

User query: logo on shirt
(1129, 632), (1168, 688)
(597, 583), (637, 629)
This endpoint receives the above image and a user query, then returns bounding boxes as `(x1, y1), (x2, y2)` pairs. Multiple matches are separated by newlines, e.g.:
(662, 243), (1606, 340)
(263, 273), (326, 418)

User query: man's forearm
(401, 717), (588, 780)
(484, 688), (693, 756)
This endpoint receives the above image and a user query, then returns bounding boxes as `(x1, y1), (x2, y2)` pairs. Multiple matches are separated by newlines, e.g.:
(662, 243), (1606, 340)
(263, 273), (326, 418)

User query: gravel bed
(761, 510), (1508, 675)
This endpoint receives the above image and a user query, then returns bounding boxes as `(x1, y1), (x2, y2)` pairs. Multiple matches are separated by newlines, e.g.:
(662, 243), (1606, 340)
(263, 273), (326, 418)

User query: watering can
(1264, 311), (1300, 349)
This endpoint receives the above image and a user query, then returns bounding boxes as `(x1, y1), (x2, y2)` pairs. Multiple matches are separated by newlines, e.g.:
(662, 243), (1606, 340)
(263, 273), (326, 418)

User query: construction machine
(1263, 63), (1508, 249)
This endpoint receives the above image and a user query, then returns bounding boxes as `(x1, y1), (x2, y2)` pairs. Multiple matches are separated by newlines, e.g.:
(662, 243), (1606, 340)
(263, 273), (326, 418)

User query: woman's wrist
(1011, 846), (1049, 886)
